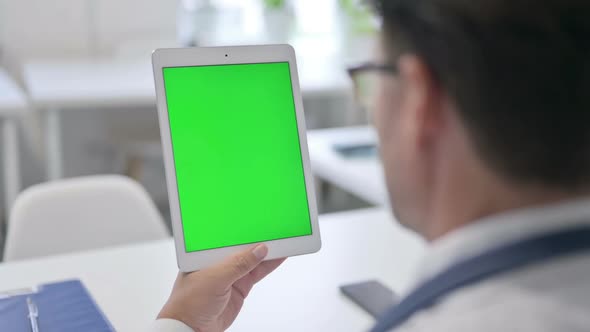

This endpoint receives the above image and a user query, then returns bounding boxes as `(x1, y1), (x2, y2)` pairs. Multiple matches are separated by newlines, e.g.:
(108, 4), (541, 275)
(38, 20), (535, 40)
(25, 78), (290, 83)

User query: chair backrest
(4, 175), (169, 261)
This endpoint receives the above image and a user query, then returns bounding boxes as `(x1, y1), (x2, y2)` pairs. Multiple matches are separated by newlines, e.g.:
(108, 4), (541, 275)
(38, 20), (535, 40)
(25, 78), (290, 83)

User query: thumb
(212, 244), (269, 284)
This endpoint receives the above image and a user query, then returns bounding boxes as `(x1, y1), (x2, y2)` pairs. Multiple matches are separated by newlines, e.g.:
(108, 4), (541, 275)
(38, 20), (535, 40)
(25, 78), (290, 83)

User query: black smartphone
(340, 280), (399, 319)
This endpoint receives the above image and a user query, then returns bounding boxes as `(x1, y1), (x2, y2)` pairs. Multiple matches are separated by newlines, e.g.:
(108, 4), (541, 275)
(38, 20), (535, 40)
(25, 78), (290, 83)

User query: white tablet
(152, 45), (321, 272)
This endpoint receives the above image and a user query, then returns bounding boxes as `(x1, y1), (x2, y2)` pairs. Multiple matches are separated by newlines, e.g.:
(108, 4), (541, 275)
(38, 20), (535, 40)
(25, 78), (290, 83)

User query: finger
(210, 244), (269, 285)
(232, 258), (287, 298)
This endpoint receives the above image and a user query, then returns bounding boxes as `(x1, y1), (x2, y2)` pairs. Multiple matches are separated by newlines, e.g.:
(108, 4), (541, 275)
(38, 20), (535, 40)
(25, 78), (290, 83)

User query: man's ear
(397, 55), (445, 148)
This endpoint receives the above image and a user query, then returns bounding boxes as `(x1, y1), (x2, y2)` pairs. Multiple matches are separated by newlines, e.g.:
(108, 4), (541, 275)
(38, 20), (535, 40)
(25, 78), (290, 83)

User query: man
(152, 0), (590, 331)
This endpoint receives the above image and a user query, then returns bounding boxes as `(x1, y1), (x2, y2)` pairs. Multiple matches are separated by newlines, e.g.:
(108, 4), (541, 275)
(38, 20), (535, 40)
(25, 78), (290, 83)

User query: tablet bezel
(152, 45), (321, 272)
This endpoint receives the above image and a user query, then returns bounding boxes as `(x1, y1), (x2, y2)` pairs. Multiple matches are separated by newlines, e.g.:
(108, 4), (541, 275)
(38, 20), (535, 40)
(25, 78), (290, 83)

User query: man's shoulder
(395, 253), (590, 332)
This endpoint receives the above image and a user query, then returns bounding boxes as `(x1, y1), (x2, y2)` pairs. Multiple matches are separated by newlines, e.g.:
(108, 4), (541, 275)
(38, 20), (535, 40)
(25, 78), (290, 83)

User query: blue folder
(0, 279), (115, 332)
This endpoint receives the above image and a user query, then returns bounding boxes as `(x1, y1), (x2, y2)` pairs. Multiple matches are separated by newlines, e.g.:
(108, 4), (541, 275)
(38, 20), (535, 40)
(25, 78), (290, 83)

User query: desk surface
(307, 126), (389, 206)
(0, 69), (28, 116)
(23, 59), (155, 109)
(0, 208), (425, 332)
(23, 55), (351, 109)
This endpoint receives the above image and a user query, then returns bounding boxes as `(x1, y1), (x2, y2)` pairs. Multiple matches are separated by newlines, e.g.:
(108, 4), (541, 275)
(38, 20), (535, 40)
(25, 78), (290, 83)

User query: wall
(0, 0), (176, 63)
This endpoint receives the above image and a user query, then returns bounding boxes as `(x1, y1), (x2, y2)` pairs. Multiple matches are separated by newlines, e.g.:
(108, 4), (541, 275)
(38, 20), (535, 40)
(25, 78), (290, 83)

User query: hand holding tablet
(152, 45), (321, 272)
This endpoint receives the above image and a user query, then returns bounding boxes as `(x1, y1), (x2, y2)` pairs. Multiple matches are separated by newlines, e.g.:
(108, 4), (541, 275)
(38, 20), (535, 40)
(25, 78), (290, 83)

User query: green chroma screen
(162, 62), (312, 252)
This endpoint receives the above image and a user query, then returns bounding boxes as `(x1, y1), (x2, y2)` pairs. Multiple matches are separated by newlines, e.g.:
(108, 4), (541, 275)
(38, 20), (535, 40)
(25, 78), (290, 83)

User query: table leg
(45, 109), (63, 180)
(3, 119), (21, 221)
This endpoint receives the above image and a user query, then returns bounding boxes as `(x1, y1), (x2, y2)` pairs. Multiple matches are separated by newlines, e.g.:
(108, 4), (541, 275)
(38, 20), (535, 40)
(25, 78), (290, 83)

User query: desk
(307, 126), (389, 206)
(0, 208), (425, 331)
(0, 70), (28, 219)
(23, 56), (351, 180)
(23, 59), (156, 180)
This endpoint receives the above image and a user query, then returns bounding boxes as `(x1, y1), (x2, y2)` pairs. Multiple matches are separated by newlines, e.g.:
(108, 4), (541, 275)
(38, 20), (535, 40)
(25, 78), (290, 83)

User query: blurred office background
(0, 0), (386, 253)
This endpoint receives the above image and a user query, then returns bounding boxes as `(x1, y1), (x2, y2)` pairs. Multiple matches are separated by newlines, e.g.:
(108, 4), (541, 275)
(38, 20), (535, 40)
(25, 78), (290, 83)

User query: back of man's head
(373, 0), (590, 190)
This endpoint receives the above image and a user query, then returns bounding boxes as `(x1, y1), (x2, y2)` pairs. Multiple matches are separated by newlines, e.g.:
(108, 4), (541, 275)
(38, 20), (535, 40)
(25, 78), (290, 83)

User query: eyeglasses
(347, 62), (398, 118)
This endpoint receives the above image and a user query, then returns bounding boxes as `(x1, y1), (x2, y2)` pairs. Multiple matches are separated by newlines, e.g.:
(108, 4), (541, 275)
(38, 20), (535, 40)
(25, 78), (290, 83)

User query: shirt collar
(413, 197), (590, 286)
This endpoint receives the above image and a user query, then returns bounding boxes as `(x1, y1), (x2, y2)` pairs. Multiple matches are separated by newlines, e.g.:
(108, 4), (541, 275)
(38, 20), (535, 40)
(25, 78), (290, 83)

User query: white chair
(4, 175), (169, 261)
